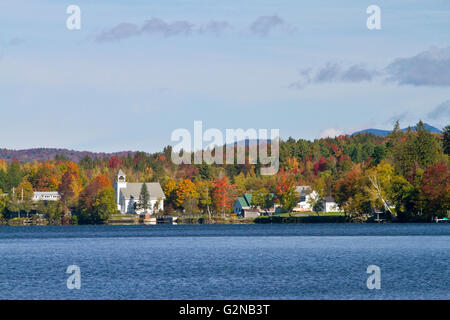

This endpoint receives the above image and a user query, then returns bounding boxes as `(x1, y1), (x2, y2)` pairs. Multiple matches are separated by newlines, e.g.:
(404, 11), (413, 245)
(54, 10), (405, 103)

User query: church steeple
(115, 169), (127, 212)
(116, 169), (126, 182)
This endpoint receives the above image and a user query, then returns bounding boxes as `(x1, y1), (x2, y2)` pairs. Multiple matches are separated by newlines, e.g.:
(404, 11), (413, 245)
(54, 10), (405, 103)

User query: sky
(0, 0), (449, 152)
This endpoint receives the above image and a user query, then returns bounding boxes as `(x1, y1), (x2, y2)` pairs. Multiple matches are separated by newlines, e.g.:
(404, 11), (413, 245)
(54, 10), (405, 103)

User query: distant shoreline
(1, 213), (444, 226)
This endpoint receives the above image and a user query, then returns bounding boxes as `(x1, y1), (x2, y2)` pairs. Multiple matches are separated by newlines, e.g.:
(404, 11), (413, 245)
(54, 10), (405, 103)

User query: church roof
(120, 182), (165, 200)
(117, 169), (125, 176)
(33, 191), (60, 196)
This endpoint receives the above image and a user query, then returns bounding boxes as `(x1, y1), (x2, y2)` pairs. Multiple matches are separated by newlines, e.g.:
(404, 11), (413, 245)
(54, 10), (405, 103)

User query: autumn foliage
(212, 177), (234, 216)
(0, 120), (448, 223)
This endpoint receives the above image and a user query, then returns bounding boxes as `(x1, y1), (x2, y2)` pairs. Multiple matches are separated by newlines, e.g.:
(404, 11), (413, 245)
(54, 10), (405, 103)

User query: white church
(114, 169), (165, 214)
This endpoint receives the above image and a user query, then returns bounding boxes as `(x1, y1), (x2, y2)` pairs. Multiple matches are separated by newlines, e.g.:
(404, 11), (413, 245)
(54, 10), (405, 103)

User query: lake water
(0, 224), (449, 300)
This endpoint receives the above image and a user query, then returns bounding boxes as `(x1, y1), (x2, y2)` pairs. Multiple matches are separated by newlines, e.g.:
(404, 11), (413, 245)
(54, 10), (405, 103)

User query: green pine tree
(138, 183), (150, 212)
(443, 125), (450, 155)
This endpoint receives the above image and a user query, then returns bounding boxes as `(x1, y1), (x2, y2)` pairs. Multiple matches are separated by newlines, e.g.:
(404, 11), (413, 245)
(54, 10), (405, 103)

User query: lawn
(255, 211), (348, 224)
(259, 211), (346, 218)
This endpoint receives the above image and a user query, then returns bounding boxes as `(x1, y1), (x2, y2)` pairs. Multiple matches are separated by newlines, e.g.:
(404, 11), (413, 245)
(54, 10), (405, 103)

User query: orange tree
(275, 171), (298, 214)
(212, 177), (234, 217)
(58, 162), (82, 208)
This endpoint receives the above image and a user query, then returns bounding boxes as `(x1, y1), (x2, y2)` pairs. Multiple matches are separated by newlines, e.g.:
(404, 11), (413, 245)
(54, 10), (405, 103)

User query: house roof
(237, 197), (247, 207)
(323, 196), (336, 202)
(33, 191), (60, 196)
(237, 193), (252, 208)
(237, 192), (276, 208)
(243, 193), (252, 205)
(120, 182), (165, 200)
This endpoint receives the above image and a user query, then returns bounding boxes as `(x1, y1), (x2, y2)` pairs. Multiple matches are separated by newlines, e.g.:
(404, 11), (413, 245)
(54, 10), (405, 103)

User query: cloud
(319, 128), (343, 139)
(141, 18), (194, 37)
(198, 20), (231, 35)
(385, 47), (450, 86)
(427, 100), (450, 119)
(96, 18), (232, 43)
(96, 18), (213, 42)
(249, 15), (284, 36)
(289, 63), (378, 89)
(96, 15), (296, 42)
(314, 63), (341, 82)
(96, 22), (140, 42)
(341, 64), (378, 82)
(290, 47), (450, 90)
(248, 14), (297, 36)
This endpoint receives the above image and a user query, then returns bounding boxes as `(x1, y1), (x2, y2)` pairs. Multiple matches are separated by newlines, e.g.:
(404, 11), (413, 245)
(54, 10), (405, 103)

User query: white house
(114, 169), (165, 214)
(293, 186), (319, 212)
(322, 196), (343, 213)
(32, 191), (61, 202)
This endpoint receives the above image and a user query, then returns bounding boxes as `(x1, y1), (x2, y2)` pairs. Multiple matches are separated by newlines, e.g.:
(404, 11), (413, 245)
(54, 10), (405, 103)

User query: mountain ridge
(352, 123), (441, 137)
(0, 148), (141, 163)
(1, 123), (443, 162)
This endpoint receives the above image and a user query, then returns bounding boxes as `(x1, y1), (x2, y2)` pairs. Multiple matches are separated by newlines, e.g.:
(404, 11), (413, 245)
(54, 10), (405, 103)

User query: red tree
(109, 156), (122, 170)
(422, 162), (450, 216)
(313, 157), (327, 175)
(212, 177), (234, 217)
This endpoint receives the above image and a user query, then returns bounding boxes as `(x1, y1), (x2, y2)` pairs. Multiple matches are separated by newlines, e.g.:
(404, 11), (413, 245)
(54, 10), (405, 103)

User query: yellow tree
(285, 157), (299, 172)
(0, 159), (7, 172)
(175, 179), (199, 212)
(196, 180), (213, 218)
(14, 180), (34, 218)
(233, 173), (247, 195)
(163, 178), (177, 206)
(142, 167), (154, 182)
(366, 161), (395, 216)
(16, 180), (34, 201)
(0, 189), (8, 219)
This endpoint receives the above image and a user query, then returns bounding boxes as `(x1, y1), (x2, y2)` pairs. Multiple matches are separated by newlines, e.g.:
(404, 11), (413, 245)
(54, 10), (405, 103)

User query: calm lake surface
(0, 224), (449, 300)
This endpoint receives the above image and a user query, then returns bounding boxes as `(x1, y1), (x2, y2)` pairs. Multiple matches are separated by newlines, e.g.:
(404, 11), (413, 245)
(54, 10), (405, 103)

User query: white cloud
(319, 128), (343, 139)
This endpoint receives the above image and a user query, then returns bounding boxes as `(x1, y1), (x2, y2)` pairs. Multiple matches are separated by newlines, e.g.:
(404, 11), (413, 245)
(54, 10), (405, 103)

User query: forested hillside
(0, 121), (448, 224)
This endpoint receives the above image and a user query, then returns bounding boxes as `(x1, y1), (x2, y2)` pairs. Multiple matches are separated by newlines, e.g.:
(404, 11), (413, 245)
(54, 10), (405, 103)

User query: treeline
(0, 148), (139, 162)
(0, 121), (448, 224)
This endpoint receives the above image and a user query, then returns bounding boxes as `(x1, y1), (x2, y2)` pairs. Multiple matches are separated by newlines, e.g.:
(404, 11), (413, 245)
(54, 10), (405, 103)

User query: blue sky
(0, 0), (449, 152)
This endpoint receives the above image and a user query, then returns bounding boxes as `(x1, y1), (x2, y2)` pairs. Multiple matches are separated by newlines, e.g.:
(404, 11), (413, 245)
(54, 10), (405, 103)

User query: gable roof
(237, 192), (275, 208)
(117, 169), (126, 176)
(237, 197), (249, 208)
(237, 193), (253, 208)
(323, 196), (336, 202)
(120, 182), (165, 200)
(33, 191), (60, 196)
(243, 193), (252, 205)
